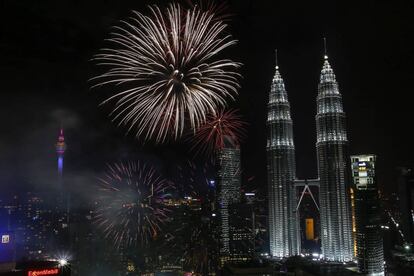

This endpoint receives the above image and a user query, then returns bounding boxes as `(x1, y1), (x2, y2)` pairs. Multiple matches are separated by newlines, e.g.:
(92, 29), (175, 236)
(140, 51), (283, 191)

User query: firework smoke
(94, 162), (173, 249)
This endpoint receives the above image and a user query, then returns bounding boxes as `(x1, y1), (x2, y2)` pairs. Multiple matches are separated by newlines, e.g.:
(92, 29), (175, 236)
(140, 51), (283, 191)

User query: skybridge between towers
(294, 179), (320, 212)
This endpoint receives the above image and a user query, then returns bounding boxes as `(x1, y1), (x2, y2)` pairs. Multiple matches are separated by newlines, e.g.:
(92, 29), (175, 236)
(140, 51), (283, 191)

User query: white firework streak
(92, 3), (241, 143)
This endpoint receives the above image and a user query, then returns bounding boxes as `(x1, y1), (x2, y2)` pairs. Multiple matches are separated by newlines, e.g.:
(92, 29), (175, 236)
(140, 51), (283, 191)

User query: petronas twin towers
(267, 61), (299, 257)
(267, 49), (353, 262)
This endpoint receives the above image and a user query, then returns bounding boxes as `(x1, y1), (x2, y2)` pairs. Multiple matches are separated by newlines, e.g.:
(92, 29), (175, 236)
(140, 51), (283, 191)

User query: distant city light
(59, 259), (68, 266)
(1, 234), (10, 244)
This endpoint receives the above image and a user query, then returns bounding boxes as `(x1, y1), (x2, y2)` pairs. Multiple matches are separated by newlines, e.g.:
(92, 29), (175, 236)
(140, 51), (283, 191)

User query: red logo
(28, 269), (59, 276)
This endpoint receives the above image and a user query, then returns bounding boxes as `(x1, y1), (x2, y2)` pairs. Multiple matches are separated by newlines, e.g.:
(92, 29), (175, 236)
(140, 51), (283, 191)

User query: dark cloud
(50, 109), (82, 130)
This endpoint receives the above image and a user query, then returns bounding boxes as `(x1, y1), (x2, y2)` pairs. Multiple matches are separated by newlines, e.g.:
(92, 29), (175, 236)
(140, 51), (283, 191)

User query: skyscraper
(267, 52), (299, 257)
(7, 192), (56, 260)
(216, 136), (241, 264)
(397, 167), (414, 245)
(228, 192), (256, 263)
(351, 154), (384, 275)
(316, 50), (353, 262)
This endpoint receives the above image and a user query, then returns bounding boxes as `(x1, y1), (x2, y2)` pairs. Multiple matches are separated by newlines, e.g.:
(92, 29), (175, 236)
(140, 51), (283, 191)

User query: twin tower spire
(267, 41), (353, 262)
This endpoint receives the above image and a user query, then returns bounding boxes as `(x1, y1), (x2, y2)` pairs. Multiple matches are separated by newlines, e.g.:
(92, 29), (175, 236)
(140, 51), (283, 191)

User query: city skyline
(1, 0), (414, 275)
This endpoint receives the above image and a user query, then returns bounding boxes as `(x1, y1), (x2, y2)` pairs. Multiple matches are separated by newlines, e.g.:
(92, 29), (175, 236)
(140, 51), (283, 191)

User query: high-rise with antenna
(55, 128), (66, 178)
(267, 50), (300, 257)
(55, 127), (70, 245)
(316, 38), (353, 261)
(216, 136), (242, 265)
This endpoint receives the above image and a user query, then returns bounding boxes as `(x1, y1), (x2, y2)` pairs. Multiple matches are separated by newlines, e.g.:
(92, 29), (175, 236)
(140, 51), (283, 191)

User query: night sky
(1, 0), (413, 196)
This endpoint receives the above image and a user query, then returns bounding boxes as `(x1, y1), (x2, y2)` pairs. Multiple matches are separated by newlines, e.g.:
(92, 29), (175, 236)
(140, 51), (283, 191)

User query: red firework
(191, 109), (247, 156)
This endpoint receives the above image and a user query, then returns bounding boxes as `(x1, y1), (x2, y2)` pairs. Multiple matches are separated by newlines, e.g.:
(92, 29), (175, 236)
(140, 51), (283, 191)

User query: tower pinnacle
(267, 53), (299, 257)
(56, 128), (66, 155)
(323, 37), (329, 60)
(316, 50), (353, 262)
(275, 49), (279, 69)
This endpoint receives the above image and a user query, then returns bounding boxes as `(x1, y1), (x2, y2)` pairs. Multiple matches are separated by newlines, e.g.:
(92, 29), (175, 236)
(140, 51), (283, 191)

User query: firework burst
(92, 3), (241, 143)
(190, 108), (247, 157)
(94, 162), (173, 249)
(185, 0), (232, 21)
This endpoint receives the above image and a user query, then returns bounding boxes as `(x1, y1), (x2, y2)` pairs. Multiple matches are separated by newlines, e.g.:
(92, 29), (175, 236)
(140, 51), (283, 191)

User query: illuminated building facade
(216, 136), (241, 264)
(316, 53), (353, 262)
(267, 54), (299, 257)
(227, 192), (256, 263)
(397, 167), (414, 244)
(351, 155), (384, 275)
(350, 187), (357, 257)
(1, 193), (58, 261)
(305, 218), (315, 240)
(69, 202), (96, 276)
(0, 230), (15, 273)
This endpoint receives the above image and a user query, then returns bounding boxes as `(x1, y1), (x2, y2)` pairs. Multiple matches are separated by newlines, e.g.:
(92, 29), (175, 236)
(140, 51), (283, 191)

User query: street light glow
(59, 259), (68, 266)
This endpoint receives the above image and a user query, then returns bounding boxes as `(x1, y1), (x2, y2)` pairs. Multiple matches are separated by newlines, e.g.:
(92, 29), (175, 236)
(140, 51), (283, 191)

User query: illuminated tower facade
(397, 168), (414, 244)
(351, 155), (384, 275)
(267, 53), (299, 257)
(316, 52), (353, 261)
(56, 128), (66, 178)
(216, 136), (241, 264)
